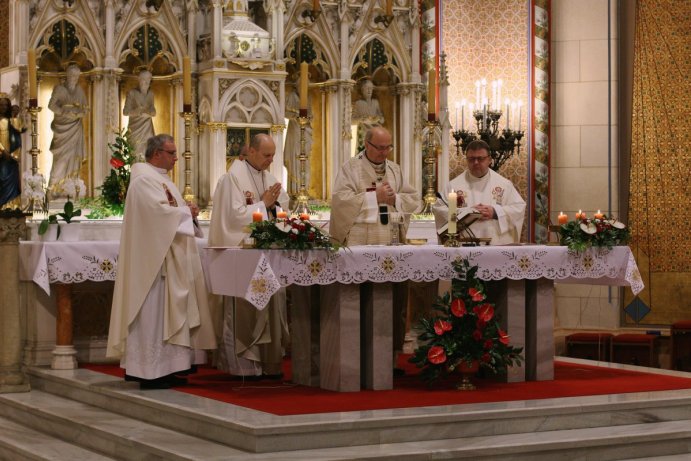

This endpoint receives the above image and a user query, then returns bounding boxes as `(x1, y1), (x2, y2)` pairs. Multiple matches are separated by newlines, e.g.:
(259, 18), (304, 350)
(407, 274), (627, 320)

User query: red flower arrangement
(410, 258), (524, 384)
(249, 217), (339, 250)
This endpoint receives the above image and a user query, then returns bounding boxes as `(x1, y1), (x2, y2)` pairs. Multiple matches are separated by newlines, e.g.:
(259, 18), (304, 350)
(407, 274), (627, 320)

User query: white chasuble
(330, 152), (420, 245)
(208, 160), (290, 376)
(107, 162), (216, 379)
(432, 169), (526, 245)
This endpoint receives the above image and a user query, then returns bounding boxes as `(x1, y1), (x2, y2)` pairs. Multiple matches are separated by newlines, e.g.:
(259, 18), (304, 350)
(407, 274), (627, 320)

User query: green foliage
(37, 200), (81, 235)
(558, 215), (630, 252)
(249, 218), (340, 250)
(409, 259), (524, 385)
(100, 130), (138, 210)
(79, 196), (123, 219)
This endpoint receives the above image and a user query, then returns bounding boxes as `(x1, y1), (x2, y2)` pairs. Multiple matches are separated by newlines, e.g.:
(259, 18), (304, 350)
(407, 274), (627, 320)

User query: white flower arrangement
(22, 171), (46, 202)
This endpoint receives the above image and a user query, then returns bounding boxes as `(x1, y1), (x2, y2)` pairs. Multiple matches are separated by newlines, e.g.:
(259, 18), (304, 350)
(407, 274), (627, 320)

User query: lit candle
(252, 208), (263, 222)
(299, 212), (310, 221)
(27, 48), (37, 102)
(454, 101), (460, 130)
(276, 207), (288, 219)
(497, 79), (503, 109)
(491, 80), (497, 110)
(505, 98), (511, 130)
(448, 189), (457, 235)
(594, 210), (604, 220)
(299, 61), (309, 115)
(461, 99), (466, 130)
(182, 56), (192, 109)
(558, 212), (568, 225)
(427, 69), (436, 121)
(575, 209), (585, 220)
(475, 80), (481, 108)
(386, 0), (392, 16)
(517, 100), (523, 131)
(480, 78), (487, 105)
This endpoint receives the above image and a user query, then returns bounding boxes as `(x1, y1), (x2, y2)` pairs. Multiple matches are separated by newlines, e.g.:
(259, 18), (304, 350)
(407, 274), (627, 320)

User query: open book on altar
(437, 209), (483, 235)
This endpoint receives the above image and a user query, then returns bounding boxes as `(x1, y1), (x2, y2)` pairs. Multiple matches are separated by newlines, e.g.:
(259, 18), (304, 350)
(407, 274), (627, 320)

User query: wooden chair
(671, 320), (691, 371)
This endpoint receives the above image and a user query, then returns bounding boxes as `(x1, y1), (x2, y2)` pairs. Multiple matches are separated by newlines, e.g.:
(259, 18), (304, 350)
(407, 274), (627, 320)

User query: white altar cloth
(204, 245), (644, 309)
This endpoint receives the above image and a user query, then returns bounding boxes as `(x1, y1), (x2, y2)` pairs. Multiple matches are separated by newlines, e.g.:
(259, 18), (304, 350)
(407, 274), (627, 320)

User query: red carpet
(82, 358), (691, 416)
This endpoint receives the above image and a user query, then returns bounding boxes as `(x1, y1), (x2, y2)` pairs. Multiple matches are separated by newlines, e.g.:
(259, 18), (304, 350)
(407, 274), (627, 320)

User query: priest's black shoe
(139, 377), (173, 390)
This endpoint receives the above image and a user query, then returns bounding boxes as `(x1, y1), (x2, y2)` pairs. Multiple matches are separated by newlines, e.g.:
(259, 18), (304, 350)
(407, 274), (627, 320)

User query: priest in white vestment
(208, 133), (290, 377)
(433, 139), (526, 245)
(330, 126), (420, 370)
(107, 134), (216, 389)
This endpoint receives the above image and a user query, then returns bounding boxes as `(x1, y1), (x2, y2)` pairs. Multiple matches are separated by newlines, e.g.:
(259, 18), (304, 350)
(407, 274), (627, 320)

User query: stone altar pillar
(0, 210), (31, 393)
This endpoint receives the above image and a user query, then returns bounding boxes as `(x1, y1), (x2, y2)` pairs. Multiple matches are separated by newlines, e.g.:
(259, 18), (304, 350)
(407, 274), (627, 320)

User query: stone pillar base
(51, 345), (78, 370)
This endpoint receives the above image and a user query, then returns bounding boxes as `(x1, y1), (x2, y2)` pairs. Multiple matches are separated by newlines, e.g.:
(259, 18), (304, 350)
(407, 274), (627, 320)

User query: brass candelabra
(180, 110), (195, 203)
(291, 115), (313, 215)
(419, 119), (439, 215)
(23, 104), (46, 214)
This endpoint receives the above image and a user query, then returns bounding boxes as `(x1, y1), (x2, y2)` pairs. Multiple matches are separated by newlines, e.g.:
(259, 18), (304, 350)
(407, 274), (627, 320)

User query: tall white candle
(505, 98), (511, 130)
(491, 80), (497, 110)
(461, 98), (466, 130)
(497, 79), (503, 110)
(454, 101), (460, 130)
(475, 80), (481, 108)
(517, 100), (523, 131)
(480, 78), (487, 106)
(448, 189), (457, 235)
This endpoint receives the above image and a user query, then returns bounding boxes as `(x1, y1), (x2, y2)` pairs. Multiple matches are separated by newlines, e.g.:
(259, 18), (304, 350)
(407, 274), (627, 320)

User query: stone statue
(48, 64), (88, 193)
(0, 95), (24, 209)
(352, 79), (385, 150)
(123, 70), (156, 158)
(284, 87), (312, 197)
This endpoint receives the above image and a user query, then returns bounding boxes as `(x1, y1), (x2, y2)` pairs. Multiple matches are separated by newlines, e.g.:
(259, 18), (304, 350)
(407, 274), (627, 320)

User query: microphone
(435, 191), (448, 207)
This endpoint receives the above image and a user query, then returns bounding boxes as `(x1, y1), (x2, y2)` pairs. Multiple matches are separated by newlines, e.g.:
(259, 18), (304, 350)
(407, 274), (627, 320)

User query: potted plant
(410, 258), (523, 389)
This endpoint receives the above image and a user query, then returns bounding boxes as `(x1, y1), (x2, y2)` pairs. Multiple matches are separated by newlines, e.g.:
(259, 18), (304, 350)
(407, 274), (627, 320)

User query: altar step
(0, 364), (689, 460)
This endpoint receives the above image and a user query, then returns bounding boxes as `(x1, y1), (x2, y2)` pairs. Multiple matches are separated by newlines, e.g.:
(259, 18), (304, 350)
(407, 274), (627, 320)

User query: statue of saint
(352, 79), (385, 150)
(123, 70), (156, 158)
(284, 87), (312, 197)
(0, 95), (25, 209)
(48, 64), (88, 193)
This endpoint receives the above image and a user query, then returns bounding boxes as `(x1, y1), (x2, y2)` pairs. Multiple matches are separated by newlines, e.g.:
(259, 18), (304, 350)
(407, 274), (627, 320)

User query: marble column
(0, 211), (31, 393)
(289, 285), (320, 387)
(104, 0), (117, 68)
(491, 279), (526, 382)
(51, 284), (77, 370)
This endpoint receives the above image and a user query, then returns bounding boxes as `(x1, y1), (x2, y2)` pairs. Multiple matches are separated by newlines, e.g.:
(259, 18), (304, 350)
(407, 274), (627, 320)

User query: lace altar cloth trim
(18, 242), (643, 309)
(205, 245), (643, 309)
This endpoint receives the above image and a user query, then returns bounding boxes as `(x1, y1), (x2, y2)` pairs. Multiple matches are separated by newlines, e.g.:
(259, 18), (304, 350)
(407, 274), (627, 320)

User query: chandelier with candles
(452, 78), (524, 172)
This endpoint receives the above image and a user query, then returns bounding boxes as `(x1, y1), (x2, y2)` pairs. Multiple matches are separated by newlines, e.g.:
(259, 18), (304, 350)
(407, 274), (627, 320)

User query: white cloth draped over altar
(20, 241), (643, 304)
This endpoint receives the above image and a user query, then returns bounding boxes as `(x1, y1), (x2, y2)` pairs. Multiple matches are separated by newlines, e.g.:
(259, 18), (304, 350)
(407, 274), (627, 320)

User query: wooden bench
(565, 332), (613, 361)
(611, 334), (657, 367)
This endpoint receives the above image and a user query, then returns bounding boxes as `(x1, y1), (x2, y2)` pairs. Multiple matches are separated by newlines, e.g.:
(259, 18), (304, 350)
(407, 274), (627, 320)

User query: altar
(19, 240), (643, 392)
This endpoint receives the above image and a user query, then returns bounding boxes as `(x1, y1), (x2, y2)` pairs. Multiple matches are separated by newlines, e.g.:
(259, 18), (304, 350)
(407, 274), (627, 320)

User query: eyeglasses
(158, 149), (177, 156)
(466, 155), (489, 163)
(367, 141), (394, 152)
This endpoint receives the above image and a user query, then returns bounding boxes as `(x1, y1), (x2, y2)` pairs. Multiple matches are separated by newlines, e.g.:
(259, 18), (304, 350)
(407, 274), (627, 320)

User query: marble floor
(1, 357), (690, 460)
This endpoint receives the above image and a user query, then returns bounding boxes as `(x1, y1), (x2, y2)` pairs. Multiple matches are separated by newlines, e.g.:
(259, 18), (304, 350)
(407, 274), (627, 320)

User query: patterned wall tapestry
(625, 0), (691, 326)
(0, 2), (8, 69)
(441, 0), (530, 230)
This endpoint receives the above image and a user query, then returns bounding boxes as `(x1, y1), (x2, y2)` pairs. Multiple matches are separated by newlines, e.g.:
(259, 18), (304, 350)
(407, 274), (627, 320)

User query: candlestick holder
(419, 119), (439, 215)
(179, 110), (195, 203)
(443, 231), (462, 247)
(291, 115), (313, 216)
(23, 105), (47, 215)
(455, 109), (524, 172)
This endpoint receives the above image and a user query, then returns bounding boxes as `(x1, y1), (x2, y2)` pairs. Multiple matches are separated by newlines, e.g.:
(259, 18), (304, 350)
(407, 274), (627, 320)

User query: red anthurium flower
(450, 298), (466, 317)
(468, 287), (485, 301)
(433, 319), (452, 335)
(427, 346), (447, 364)
(481, 353), (491, 363)
(473, 303), (494, 322)
(472, 330), (483, 341)
(476, 319), (487, 330)
(498, 328), (510, 345)
(110, 157), (125, 169)
(484, 339), (493, 350)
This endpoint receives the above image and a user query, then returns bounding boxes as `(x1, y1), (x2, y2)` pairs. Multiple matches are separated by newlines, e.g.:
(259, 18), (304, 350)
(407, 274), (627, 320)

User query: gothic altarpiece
(2, 0), (443, 209)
